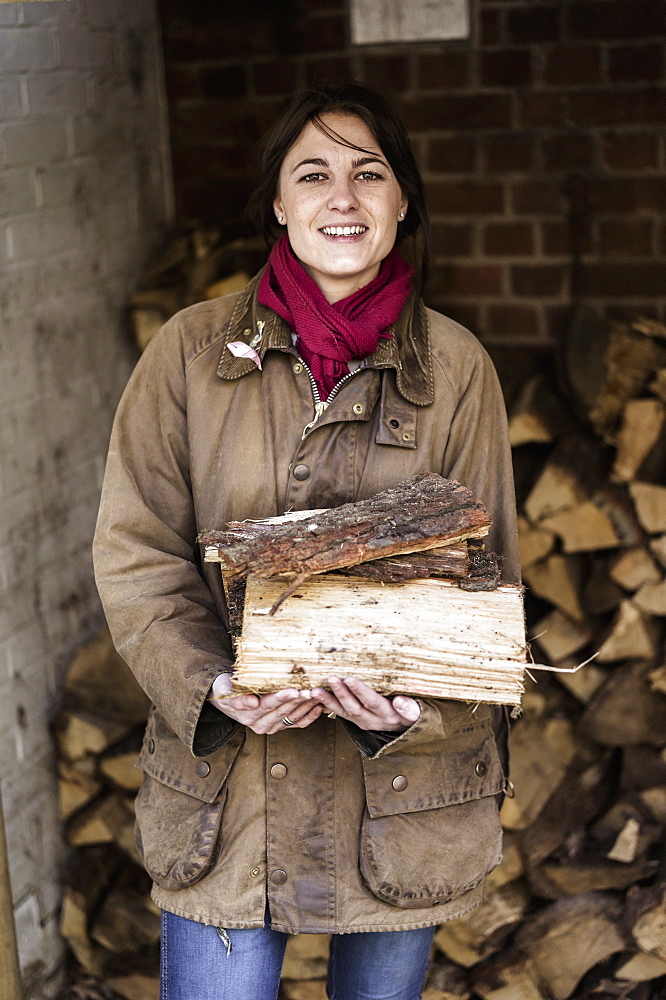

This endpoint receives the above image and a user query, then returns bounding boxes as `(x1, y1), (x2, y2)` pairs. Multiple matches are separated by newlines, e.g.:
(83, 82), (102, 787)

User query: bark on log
(201, 474), (492, 584)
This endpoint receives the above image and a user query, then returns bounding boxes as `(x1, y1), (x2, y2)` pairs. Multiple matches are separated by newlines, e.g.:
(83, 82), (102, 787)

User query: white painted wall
(0, 1), (173, 995)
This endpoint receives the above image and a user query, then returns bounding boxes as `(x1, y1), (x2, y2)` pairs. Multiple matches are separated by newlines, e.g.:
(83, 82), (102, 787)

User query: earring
(278, 215), (284, 223)
(398, 211), (405, 219)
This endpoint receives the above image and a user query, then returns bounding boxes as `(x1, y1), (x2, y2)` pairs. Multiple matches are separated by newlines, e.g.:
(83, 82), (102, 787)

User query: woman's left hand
(310, 676), (421, 733)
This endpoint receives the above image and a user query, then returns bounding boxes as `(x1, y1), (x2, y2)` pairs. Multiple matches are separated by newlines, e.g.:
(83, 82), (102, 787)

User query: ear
(398, 195), (409, 220)
(273, 197), (286, 225)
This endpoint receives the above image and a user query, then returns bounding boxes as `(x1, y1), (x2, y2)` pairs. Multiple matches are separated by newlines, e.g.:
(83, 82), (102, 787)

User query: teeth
(321, 226), (367, 236)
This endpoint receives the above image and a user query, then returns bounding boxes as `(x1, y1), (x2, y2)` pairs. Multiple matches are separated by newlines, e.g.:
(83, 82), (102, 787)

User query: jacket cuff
(192, 699), (241, 757)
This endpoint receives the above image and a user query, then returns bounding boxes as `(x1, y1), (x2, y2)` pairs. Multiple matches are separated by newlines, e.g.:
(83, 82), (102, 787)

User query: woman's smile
(273, 113), (408, 303)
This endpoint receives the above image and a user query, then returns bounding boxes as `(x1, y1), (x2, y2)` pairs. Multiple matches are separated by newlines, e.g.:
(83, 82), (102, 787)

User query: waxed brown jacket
(93, 272), (520, 933)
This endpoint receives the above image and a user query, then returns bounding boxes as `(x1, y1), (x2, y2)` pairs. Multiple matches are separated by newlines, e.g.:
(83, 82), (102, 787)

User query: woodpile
(56, 311), (665, 1000)
(127, 226), (266, 352)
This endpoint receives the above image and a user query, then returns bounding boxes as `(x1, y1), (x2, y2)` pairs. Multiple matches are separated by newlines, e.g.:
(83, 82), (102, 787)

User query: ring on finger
(281, 716), (295, 727)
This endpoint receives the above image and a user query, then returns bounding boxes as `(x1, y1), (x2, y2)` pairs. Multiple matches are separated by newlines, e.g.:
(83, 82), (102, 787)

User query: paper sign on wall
(350, 0), (470, 45)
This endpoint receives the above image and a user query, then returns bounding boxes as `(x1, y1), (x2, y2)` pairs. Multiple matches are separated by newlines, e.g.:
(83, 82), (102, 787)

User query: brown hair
(247, 82), (430, 289)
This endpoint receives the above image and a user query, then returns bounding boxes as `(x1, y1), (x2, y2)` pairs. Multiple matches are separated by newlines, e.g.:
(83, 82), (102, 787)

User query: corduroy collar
(216, 269), (434, 406)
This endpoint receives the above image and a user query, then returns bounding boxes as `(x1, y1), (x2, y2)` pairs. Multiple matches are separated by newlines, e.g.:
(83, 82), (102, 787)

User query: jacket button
(293, 464), (310, 481)
(389, 419), (400, 429)
(270, 869), (288, 885)
(147, 738), (155, 754)
(250, 867), (261, 878)
(352, 403), (364, 415)
(402, 432), (412, 442)
(392, 775), (408, 792)
(270, 763), (287, 779)
(293, 363), (303, 374)
(196, 761), (211, 777)
(475, 760), (487, 777)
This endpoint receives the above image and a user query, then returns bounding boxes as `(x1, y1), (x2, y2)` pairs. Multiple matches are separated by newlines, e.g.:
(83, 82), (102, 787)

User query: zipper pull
(302, 401), (328, 439)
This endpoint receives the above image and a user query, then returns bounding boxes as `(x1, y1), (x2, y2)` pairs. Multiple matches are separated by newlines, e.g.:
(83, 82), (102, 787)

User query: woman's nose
(327, 177), (358, 213)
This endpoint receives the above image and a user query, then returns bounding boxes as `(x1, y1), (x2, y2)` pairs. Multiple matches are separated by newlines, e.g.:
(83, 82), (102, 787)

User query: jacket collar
(216, 269), (434, 406)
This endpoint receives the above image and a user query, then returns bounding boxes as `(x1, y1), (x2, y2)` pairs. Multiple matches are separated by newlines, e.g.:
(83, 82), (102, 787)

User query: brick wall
(158, 0), (666, 344)
(0, 1), (173, 995)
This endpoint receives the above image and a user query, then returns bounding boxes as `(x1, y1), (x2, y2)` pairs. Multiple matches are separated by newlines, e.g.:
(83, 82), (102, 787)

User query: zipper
(300, 361), (361, 439)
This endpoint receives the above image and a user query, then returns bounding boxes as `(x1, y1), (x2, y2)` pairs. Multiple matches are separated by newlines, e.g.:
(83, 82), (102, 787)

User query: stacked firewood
(55, 310), (666, 1000)
(127, 226), (266, 352)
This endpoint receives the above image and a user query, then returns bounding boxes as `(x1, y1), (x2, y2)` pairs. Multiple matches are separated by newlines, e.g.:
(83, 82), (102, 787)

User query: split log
(615, 951), (666, 982)
(434, 880), (532, 968)
(580, 662), (666, 746)
(517, 516), (554, 569)
(554, 659), (606, 703)
(649, 367), (666, 403)
(60, 846), (123, 975)
(231, 575), (528, 706)
(532, 609), (593, 663)
(523, 463), (584, 525)
(63, 628), (150, 725)
(611, 398), (665, 482)
(474, 893), (626, 1000)
(629, 481), (666, 533)
(632, 577), (666, 616)
(280, 983), (328, 1000)
(500, 711), (577, 831)
(201, 474), (492, 584)
(67, 793), (135, 847)
(528, 856), (652, 899)
(648, 663), (666, 694)
(625, 885), (666, 962)
(105, 974), (159, 1000)
(335, 544), (469, 583)
(522, 554), (584, 621)
(424, 960), (472, 1000)
(540, 500), (621, 553)
(59, 760), (102, 821)
(281, 934), (329, 981)
(609, 548), (661, 590)
(582, 556), (623, 614)
(649, 534), (666, 567)
(508, 373), (572, 447)
(99, 751), (143, 792)
(91, 885), (160, 954)
(54, 710), (133, 763)
(595, 600), (658, 662)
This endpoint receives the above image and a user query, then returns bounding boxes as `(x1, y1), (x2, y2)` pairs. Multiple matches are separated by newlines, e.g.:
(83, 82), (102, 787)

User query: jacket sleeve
(93, 317), (239, 757)
(438, 343), (520, 585)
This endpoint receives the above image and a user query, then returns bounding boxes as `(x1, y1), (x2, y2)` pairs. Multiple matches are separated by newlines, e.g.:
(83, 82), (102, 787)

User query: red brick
(578, 262), (666, 297)
(542, 133), (596, 171)
(506, 5), (561, 44)
(164, 66), (201, 102)
(428, 137), (477, 173)
(401, 94), (512, 131)
(172, 103), (265, 144)
(427, 180), (505, 214)
(541, 220), (594, 256)
(598, 218), (654, 256)
(602, 132), (659, 171)
(171, 143), (254, 182)
(519, 93), (564, 127)
(418, 52), (471, 90)
(305, 56), (354, 86)
(512, 264), (566, 296)
(439, 263), (504, 297)
(252, 60), (298, 98)
(178, 178), (251, 226)
(484, 134), (535, 173)
(483, 221), (535, 256)
(569, 88), (666, 126)
(565, 1), (666, 40)
(430, 222), (474, 257)
(480, 49), (532, 87)
(608, 44), (664, 82)
(479, 7), (501, 45)
(512, 181), (565, 215)
(297, 13), (346, 53)
(486, 304), (540, 339)
(360, 55), (410, 93)
(165, 24), (274, 61)
(592, 176), (666, 213)
(543, 45), (602, 86)
(200, 65), (248, 100)
(426, 297), (481, 334)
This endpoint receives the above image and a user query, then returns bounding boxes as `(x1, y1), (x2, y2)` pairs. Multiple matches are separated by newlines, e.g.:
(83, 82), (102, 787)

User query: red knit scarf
(257, 234), (414, 399)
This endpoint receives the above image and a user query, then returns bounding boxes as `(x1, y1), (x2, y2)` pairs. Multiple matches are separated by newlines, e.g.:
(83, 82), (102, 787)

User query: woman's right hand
(207, 673), (324, 735)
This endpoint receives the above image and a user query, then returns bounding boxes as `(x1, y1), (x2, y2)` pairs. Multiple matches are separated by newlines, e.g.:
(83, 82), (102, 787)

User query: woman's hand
(311, 676), (421, 733)
(208, 674), (324, 735)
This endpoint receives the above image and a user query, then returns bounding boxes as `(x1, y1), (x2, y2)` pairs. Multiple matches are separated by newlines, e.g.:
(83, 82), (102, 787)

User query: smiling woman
(93, 82), (520, 1000)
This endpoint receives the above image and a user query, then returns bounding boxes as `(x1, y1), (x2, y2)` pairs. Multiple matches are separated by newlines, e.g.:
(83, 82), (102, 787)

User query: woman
(93, 83), (520, 1000)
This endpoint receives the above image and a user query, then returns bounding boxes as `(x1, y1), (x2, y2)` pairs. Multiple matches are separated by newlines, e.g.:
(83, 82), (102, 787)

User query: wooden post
(0, 787), (22, 1000)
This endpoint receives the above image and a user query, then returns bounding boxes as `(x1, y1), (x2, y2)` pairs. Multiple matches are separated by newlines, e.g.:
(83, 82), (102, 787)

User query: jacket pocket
(359, 715), (505, 909)
(134, 707), (244, 891)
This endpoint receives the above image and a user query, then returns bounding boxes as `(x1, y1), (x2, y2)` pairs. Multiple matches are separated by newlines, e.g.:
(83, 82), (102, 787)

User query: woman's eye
(300, 172), (326, 183)
(358, 171), (383, 181)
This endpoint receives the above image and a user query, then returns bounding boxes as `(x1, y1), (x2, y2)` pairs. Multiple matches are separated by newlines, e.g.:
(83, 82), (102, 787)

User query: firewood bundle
(201, 474), (535, 707)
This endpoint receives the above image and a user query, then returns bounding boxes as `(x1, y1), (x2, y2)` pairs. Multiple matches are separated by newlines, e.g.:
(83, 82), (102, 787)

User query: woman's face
(273, 113), (408, 303)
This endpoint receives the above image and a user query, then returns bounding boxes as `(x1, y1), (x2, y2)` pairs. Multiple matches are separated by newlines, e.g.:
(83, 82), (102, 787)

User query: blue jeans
(161, 909), (436, 1000)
